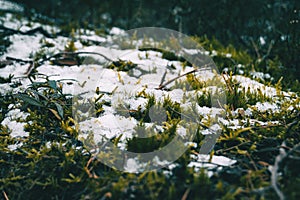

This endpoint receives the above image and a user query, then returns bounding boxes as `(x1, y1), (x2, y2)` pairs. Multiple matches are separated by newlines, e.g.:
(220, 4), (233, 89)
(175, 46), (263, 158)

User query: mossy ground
(1, 4), (300, 200)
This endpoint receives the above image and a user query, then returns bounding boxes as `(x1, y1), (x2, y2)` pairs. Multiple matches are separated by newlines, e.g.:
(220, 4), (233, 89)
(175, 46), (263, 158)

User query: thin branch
(215, 142), (250, 154)
(6, 51), (113, 66)
(0, 25), (55, 38)
(270, 142), (300, 200)
(280, 145), (300, 154)
(286, 112), (300, 134)
(250, 37), (261, 59)
(156, 68), (197, 90)
(2, 191), (9, 200)
(181, 188), (190, 200)
(271, 144), (285, 200)
(6, 51), (114, 76)
(41, 51), (113, 63)
(156, 63), (215, 90)
(159, 70), (167, 88)
(284, 142), (300, 158)
(222, 73), (233, 94)
(6, 56), (33, 63)
(266, 40), (274, 58)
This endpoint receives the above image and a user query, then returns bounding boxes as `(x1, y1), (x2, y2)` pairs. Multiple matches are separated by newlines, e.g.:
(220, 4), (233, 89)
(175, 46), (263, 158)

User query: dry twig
(181, 188), (190, 200)
(2, 191), (9, 200)
(270, 142), (300, 200)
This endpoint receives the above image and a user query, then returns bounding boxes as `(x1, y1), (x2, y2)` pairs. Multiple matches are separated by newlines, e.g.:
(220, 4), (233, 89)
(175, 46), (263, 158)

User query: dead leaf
(49, 108), (62, 120)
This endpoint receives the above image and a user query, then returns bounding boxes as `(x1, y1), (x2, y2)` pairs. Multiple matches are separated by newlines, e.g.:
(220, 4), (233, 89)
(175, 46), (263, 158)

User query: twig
(222, 73), (233, 94)
(271, 142), (286, 200)
(40, 51), (113, 63)
(269, 142), (300, 200)
(246, 153), (258, 171)
(0, 25), (55, 38)
(24, 62), (35, 76)
(181, 188), (190, 200)
(7, 51), (113, 66)
(286, 112), (300, 134)
(155, 64), (209, 90)
(280, 145), (300, 154)
(85, 157), (96, 178)
(159, 70), (167, 88)
(215, 142), (250, 154)
(2, 191), (9, 200)
(4, 56), (35, 76)
(6, 51), (114, 76)
(156, 68), (197, 89)
(6, 56), (33, 63)
(250, 37), (261, 59)
(265, 40), (274, 58)
(284, 143), (300, 158)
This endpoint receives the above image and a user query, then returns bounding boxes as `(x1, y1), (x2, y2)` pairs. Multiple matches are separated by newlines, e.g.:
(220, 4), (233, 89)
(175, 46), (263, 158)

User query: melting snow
(1, 11), (297, 172)
(255, 102), (279, 112)
(1, 109), (29, 138)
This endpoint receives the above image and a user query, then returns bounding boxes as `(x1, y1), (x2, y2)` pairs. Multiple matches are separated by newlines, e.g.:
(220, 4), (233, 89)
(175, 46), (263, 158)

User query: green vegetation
(1, 1), (300, 199)
(107, 60), (137, 72)
(1, 81), (299, 199)
(1, 51), (299, 199)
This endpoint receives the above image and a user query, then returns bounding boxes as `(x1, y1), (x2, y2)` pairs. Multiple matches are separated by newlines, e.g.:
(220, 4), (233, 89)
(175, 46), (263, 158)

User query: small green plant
(40, 38), (55, 48)
(0, 74), (14, 84)
(223, 72), (271, 110)
(107, 60), (137, 71)
(65, 40), (77, 52)
(0, 91), (16, 123)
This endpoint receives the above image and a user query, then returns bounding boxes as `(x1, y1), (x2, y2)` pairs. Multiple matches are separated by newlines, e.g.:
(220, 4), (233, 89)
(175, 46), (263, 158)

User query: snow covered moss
(0, 8), (299, 199)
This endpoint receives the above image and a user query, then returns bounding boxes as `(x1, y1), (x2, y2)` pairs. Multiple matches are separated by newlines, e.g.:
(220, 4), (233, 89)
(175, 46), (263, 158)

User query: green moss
(107, 60), (137, 71)
(40, 38), (55, 48)
(64, 40), (77, 52)
(0, 92), (15, 123)
(1, 11), (300, 199)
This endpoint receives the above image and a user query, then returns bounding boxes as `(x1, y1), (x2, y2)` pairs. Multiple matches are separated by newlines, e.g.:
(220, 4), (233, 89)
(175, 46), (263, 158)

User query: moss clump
(107, 60), (137, 71)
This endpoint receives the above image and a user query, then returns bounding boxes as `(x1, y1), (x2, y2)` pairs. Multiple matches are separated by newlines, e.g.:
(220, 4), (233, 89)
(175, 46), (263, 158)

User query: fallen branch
(0, 25), (55, 38)
(5, 51), (114, 76)
(42, 51), (113, 63)
(270, 142), (300, 200)
(6, 56), (33, 63)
